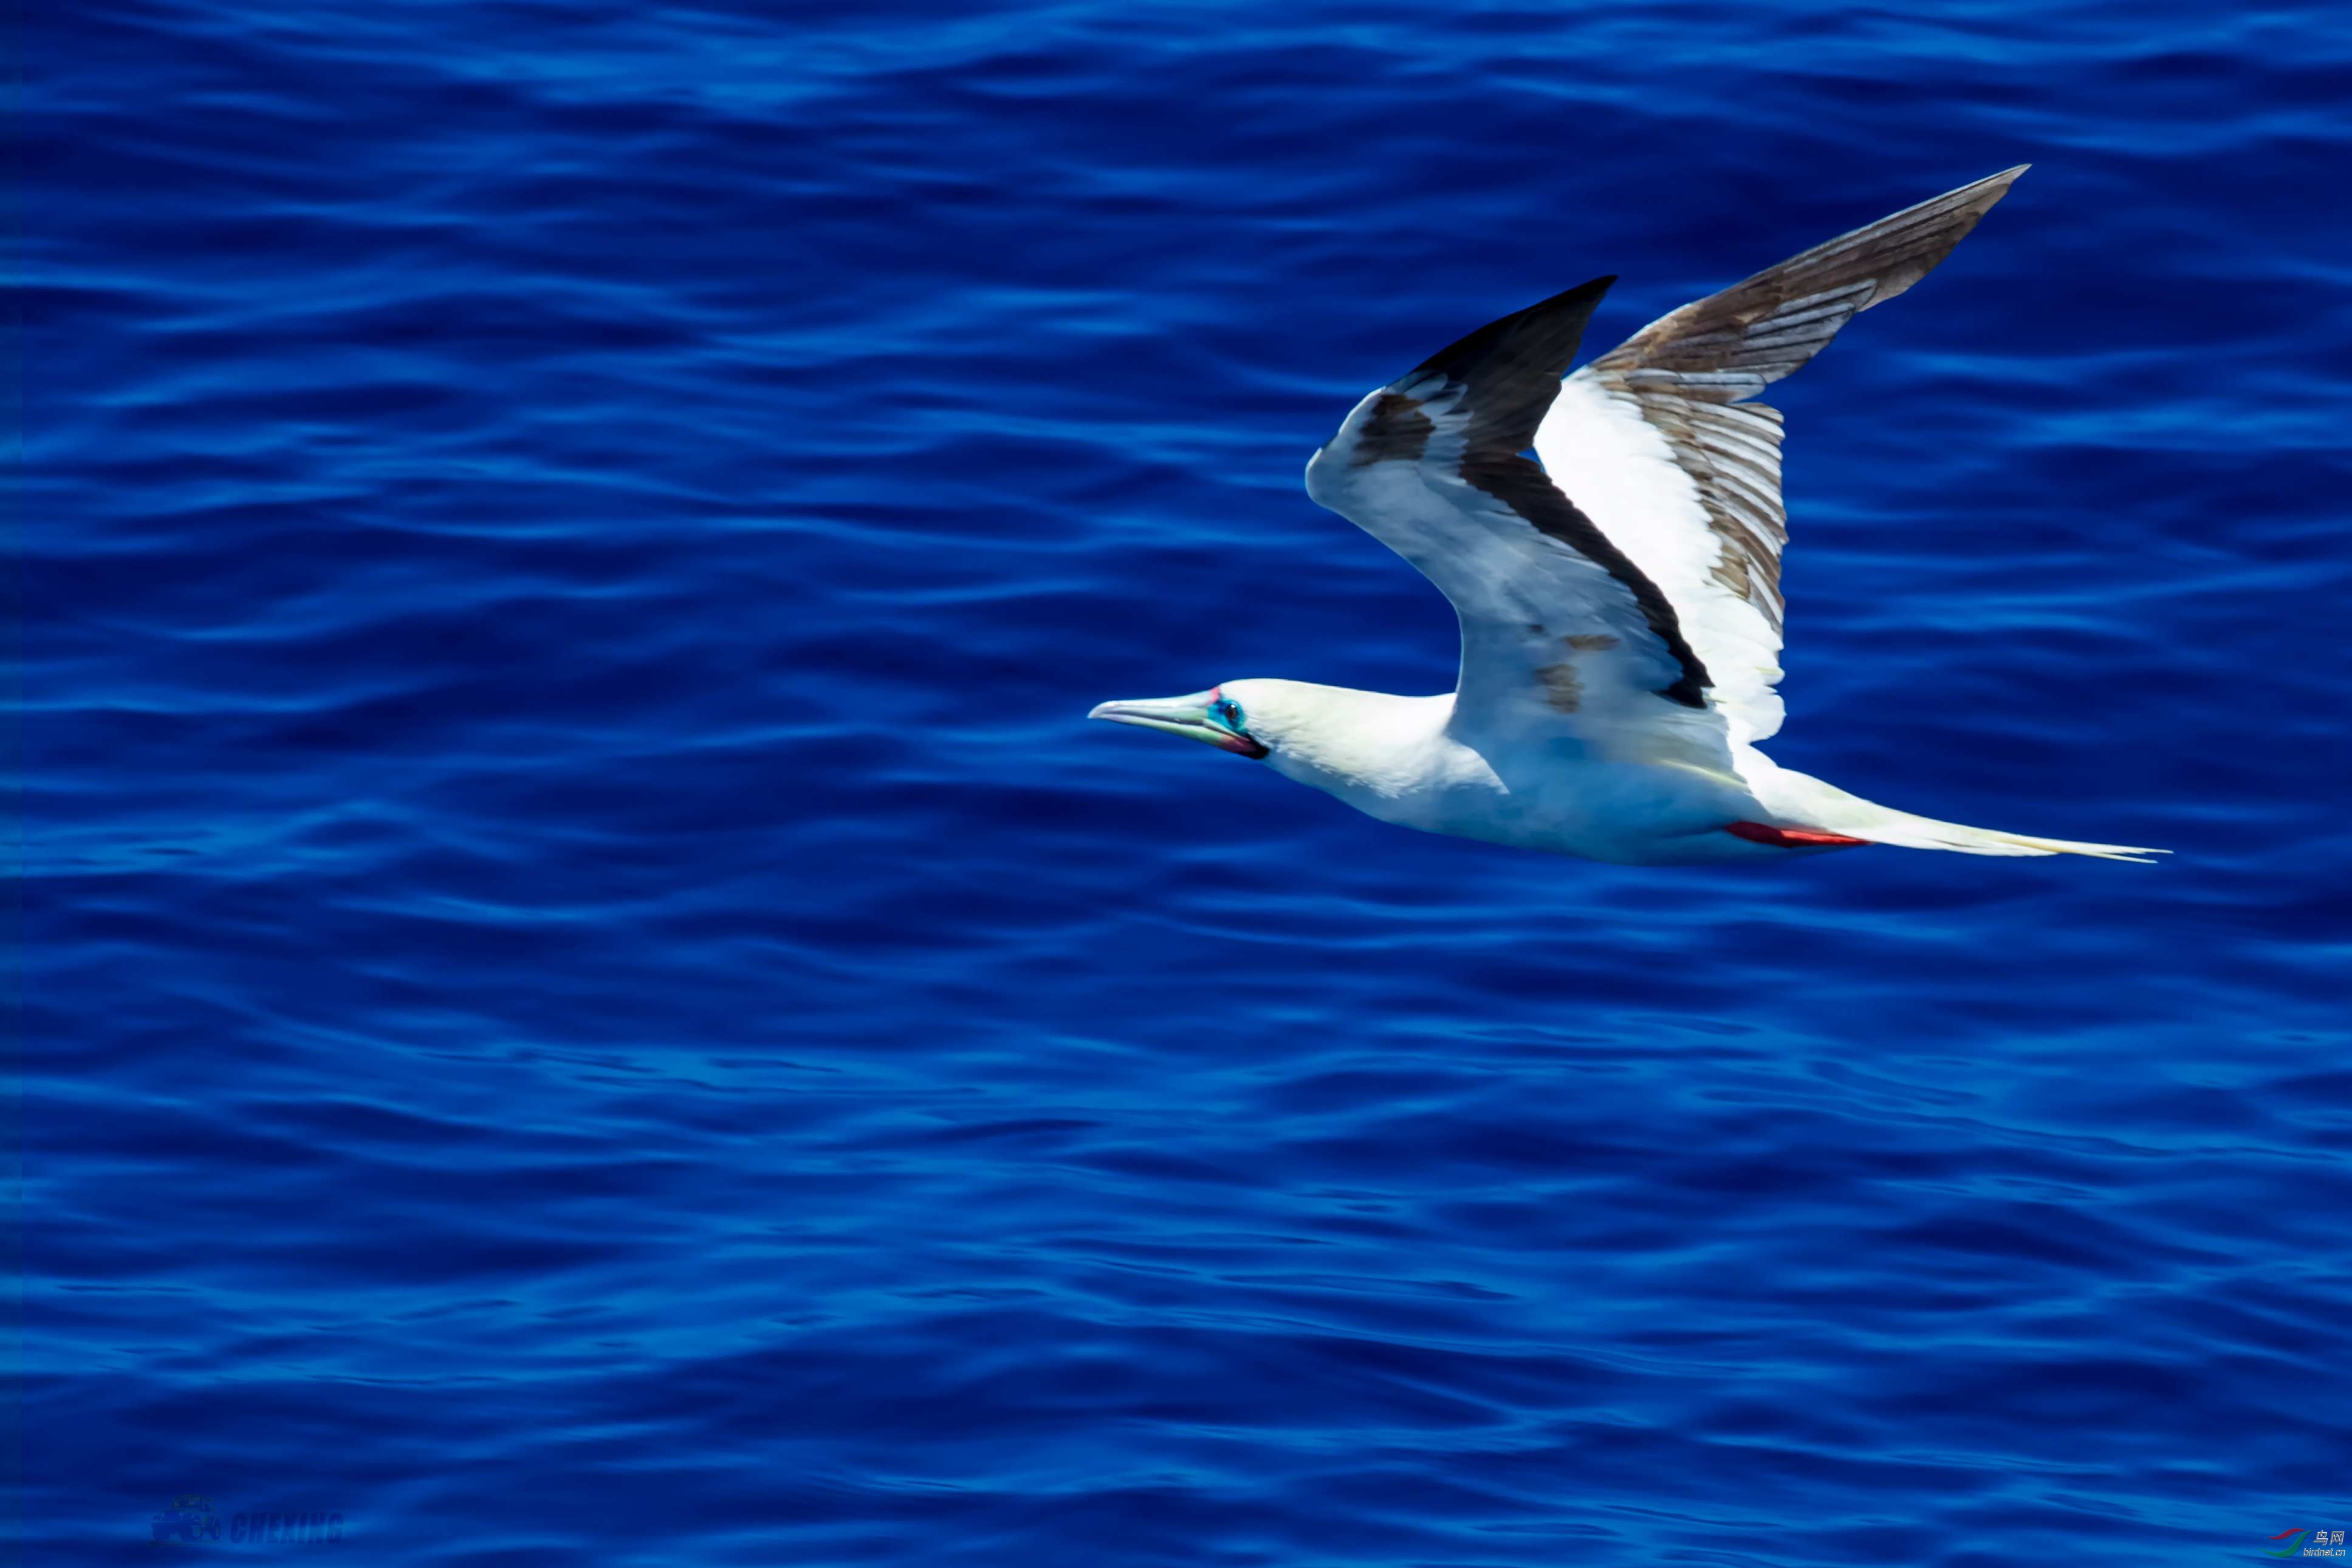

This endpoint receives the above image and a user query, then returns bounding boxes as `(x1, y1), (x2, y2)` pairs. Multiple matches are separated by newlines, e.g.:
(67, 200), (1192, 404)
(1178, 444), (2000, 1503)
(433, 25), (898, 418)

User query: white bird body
(1223, 681), (1769, 864)
(1092, 169), (2162, 868)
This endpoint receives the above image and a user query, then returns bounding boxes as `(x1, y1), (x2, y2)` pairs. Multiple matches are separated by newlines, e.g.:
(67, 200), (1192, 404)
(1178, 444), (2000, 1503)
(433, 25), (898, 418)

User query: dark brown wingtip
(1847, 164), (2029, 312)
(1588, 168), (2032, 397)
(1409, 275), (1616, 382)
(1404, 275), (1616, 454)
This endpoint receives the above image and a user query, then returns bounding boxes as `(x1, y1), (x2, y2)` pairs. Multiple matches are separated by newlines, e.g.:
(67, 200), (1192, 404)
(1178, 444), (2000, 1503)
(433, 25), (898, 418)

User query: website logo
(151, 1495), (222, 1546)
(2268, 1528), (2349, 1559)
(148, 1494), (346, 1547)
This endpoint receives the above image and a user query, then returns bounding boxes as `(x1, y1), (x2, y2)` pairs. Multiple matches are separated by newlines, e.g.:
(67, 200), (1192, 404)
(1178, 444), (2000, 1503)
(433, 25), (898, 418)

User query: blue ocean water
(23, 1), (2352, 1562)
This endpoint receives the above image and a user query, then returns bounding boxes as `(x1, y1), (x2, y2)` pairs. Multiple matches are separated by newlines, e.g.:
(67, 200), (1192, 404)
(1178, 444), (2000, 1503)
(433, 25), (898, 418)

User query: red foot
(1725, 821), (1873, 849)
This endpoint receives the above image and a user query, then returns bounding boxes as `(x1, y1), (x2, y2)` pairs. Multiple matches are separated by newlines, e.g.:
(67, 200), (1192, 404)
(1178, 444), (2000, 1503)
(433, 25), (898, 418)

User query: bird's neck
(1263, 686), (1458, 804)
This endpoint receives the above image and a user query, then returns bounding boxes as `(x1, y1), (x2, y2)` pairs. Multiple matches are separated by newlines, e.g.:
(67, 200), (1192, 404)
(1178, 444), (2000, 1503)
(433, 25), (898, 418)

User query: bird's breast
(1342, 746), (1761, 861)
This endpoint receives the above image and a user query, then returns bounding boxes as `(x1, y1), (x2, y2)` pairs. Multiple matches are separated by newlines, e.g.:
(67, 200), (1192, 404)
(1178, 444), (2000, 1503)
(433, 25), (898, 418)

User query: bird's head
(1086, 679), (1284, 760)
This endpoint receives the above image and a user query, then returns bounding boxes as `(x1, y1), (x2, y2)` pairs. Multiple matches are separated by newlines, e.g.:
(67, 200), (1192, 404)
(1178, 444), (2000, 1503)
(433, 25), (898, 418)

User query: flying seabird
(1091, 168), (2162, 865)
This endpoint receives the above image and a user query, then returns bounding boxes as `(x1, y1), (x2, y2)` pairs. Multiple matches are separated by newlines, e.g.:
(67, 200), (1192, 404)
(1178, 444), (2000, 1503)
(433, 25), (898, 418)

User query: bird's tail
(1744, 757), (2165, 863)
(1825, 807), (2164, 863)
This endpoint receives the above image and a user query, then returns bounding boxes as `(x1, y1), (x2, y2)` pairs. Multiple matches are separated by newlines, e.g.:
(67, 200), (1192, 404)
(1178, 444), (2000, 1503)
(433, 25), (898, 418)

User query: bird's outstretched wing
(1305, 278), (1735, 770)
(1305, 166), (2026, 765)
(1537, 166), (2028, 746)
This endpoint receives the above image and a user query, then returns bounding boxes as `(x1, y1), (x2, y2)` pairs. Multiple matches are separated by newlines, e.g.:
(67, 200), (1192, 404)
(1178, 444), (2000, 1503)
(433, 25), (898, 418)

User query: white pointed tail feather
(1739, 753), (2165, 863)
(1831, 812), (2165, 863)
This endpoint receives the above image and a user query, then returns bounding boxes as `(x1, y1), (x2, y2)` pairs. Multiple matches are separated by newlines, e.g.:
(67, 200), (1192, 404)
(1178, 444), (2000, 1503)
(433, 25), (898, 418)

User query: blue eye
(1213, 697), (1246, 731)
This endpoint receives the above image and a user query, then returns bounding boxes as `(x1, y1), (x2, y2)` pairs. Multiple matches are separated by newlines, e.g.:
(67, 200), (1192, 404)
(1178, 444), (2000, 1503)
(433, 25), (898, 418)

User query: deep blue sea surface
(24, 2), (2352, 1563)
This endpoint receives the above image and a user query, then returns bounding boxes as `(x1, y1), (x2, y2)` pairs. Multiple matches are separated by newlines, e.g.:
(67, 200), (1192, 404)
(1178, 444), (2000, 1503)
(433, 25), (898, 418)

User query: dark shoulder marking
(1350, 393), (1433, 466)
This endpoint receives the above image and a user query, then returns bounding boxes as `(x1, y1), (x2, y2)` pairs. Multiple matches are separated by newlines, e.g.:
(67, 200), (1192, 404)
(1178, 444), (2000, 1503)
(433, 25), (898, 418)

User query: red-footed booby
(1092, 169), (2161, 866)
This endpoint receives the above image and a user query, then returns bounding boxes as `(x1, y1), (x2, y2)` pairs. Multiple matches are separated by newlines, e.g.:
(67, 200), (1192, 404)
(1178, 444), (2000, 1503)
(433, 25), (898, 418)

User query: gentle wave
(29, 0), (2352, 1562)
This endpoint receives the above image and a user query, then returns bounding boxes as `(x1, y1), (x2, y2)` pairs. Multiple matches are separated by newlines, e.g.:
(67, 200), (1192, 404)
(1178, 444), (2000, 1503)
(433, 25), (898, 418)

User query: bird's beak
(1088, 690), (1262, 756)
